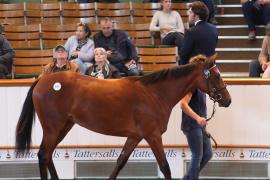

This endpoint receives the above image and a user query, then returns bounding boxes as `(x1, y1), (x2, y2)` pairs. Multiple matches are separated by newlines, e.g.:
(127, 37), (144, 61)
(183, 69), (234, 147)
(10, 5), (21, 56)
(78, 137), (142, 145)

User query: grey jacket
(64, 35), (95, 64)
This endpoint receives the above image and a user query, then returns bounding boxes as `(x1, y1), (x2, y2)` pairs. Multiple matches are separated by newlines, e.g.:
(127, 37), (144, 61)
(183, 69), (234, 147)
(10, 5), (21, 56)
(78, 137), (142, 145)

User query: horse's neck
(150, 70), (199, 110)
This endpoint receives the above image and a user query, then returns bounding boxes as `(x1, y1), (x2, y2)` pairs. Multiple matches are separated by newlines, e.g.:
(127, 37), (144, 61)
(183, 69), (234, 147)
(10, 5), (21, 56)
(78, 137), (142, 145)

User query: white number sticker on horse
(53, 82), (61, 91)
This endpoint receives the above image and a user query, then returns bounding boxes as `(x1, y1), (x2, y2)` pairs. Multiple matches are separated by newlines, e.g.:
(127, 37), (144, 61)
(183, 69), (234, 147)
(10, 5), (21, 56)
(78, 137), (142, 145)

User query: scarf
(76, 39), (88, 51)
(90, 64), (111, 79)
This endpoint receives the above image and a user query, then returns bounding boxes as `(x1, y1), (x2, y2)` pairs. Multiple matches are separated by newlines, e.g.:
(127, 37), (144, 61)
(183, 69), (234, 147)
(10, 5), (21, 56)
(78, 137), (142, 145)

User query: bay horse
(15, 54), (231, 180)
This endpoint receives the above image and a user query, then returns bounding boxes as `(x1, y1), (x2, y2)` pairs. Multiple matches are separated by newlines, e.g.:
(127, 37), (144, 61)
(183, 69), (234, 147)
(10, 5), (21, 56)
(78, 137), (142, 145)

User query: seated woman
(85, 47), (121, 79)
(40, 45), (79, 77)
(65, 22), (95, 74)
(249, 22), (270, 78)
(149, 0), (185, 57)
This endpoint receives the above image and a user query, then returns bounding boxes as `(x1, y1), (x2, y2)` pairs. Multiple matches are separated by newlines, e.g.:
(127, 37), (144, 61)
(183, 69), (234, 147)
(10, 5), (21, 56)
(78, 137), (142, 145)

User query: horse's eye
(215, 74), (221, 79)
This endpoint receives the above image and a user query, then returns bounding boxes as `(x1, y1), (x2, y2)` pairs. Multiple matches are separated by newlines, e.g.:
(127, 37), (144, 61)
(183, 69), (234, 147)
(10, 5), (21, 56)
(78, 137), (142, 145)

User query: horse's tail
(15, 79), (39, 153)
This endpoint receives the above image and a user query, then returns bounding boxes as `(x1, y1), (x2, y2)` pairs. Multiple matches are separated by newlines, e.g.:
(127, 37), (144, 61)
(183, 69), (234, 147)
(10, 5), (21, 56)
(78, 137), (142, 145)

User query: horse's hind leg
(145, 131), (172, 180)
(38, 136), (58, 180)
(109, 137), (142, 180)
(38, 119), (74, 180)
(38, 142), (48, 180)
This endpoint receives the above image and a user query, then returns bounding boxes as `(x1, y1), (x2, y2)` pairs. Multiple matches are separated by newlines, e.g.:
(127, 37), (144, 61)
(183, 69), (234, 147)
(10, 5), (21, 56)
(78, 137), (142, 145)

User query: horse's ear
(190, 54), (206, 63)
(207, 53), (218, 64)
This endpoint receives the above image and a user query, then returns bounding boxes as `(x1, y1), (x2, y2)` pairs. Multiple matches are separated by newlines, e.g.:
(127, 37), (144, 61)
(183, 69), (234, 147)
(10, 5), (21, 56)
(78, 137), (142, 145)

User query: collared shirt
(40, 60), (80, 77)
(194, 20), (202, 26)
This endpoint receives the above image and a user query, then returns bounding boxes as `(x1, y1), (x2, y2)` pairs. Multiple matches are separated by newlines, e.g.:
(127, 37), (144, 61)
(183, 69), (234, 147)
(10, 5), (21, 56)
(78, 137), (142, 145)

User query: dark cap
(55, 45), (67, 52)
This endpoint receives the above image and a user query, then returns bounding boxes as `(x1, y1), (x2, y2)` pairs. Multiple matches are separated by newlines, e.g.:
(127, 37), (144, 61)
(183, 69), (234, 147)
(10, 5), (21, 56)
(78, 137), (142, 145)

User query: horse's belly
(73, 115), (139, 137)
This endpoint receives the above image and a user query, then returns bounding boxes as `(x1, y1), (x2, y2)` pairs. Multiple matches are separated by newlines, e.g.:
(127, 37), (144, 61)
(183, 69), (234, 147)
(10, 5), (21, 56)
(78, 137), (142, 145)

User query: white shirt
(150, 10), (185, 39)
(194, 20), (202, 26)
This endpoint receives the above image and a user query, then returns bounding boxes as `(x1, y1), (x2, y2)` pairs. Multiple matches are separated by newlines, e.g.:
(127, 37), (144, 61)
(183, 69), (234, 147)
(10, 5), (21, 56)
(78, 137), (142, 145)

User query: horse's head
(192, 54), (231, 107)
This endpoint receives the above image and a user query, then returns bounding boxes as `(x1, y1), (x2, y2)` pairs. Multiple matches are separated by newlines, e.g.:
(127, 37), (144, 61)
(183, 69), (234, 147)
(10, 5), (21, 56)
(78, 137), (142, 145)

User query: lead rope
(204, 101), (218, 149)
(206, 100), (216, 122)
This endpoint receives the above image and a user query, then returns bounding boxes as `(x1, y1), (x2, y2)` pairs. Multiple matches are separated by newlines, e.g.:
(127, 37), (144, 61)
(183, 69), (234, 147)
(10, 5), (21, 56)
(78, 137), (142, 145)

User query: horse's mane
(137, 54), (210, 85)
(138, 63), (196, 85)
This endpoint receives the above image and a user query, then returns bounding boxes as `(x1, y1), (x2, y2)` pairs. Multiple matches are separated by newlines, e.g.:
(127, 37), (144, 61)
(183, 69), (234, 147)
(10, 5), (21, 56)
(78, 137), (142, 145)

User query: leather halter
(204, 64), (227, 103)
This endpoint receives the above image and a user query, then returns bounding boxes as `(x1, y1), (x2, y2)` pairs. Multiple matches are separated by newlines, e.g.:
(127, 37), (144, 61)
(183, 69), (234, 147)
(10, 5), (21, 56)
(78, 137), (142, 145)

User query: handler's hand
(196, 117), (207, 126)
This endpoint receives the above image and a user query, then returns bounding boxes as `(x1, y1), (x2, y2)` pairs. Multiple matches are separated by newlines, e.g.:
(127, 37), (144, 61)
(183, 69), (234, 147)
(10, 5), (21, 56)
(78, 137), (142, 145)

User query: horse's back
(33, 72), (149, 137)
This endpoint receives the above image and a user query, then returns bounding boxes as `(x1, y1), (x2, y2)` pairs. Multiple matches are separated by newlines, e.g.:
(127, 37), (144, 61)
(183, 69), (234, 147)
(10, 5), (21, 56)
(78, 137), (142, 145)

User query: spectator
(65, 22), (94, 74)
(86, 47), (121, 79)
(179, 1), (218, 65)
(249, 22), (270, 77)
(241, 0), (270, 40)
(40, 45), (79, 77)
(179, 2), (214, 179)
(0, 24), (15, 79)
(94, 17), (139, 76)
(149, 0), (185, 57)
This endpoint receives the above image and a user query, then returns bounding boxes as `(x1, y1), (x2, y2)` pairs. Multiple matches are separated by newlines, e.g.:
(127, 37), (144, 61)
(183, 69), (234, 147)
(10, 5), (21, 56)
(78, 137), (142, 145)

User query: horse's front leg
(109, 137), (142, 180)
(145, 130), (172, 180)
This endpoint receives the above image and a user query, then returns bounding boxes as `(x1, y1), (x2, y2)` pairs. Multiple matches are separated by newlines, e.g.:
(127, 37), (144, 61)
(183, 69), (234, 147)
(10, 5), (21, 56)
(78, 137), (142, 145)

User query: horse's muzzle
(218, 98), (231, 107)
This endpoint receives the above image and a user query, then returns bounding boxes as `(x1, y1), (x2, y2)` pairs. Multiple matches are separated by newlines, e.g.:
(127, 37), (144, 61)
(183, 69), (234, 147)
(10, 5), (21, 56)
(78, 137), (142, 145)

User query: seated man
(40, 45), (79, 77)
(249, 22), (270, 77)
(241, 0), (270, 40)
(0, 24), (15, 79)
(94, 17), (139, 76)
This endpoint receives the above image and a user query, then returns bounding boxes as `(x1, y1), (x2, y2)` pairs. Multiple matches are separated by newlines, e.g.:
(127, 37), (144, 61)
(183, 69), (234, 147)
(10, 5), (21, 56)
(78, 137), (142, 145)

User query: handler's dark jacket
(181, 89), (207, 131)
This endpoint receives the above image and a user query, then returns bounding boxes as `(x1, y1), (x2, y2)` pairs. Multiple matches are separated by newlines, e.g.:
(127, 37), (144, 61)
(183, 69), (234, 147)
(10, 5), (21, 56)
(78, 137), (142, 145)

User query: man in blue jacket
(94, 17), (139, 76)
(179, 1), (218, 65)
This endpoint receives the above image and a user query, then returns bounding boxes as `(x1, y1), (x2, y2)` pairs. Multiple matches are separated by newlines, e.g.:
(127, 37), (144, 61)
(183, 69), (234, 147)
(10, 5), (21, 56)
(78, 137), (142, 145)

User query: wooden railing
(2, 144), (270, 149)
(1, 78), (270, 87)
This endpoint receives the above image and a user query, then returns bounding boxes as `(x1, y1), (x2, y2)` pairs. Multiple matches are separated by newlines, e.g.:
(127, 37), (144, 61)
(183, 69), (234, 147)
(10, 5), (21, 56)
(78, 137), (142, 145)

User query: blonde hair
(94, 47), (106, 55)
(94, 48), (109, 63)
